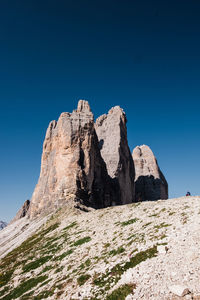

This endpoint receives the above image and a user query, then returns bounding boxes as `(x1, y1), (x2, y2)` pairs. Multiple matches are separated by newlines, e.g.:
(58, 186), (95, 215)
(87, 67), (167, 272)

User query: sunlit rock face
(132, 145), (168, 201)
(95, 106), (135, 205)
(29, 100), (113, 218)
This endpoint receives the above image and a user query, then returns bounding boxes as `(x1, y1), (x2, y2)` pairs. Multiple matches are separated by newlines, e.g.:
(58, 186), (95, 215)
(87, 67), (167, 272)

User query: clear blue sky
(0, 0), (200, 222)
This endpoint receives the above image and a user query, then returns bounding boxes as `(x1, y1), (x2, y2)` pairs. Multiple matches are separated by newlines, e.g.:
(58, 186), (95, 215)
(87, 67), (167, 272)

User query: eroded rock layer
(132, 145), (168, 201)
(95, 106), (135, 205)
(29, 100), (112, 218)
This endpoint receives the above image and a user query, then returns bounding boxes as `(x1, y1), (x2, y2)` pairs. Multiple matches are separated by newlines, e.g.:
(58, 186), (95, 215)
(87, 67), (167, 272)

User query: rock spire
(95, 106), (135, 205)
(28, 100), (112, 218)
(132, 145), (168, 201)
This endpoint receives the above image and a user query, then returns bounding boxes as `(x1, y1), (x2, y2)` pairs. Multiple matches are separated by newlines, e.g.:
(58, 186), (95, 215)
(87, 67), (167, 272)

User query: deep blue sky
(0, 0), (200, 221)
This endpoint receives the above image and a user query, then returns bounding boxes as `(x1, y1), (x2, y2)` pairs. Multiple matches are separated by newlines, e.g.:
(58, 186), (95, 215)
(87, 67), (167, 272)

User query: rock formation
(0, 221), (7, 230)
(11, 200), (30, 223)
(28, 100), (113, 218)
(132, 145), (168, 201)
(95, 106), (135, 205)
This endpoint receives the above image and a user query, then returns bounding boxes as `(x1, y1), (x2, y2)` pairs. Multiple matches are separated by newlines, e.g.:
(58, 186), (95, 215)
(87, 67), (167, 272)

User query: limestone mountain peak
(76, 99), (92, 113)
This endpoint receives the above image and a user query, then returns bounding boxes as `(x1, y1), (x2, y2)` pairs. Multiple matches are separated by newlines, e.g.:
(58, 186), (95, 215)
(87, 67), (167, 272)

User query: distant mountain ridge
(0, 221), (7, 230)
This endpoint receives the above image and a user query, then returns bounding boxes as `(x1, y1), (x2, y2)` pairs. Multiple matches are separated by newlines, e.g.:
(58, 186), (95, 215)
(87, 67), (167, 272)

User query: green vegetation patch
(93, 246), (157, 288)
(77, 274), (91, 286)
(22, 256), (52, 273)
(2, 275), (48, 300)
(0, 285), (10, 298)
(40, 265), (54, 274)
(33, 290), (54, 299)
(142, 222), (152, 228)
(74, 236), (91, 246)
(154, 223), (171, 231)
(121, 218), (139, 226)
(62, 221), (77, 231)
(127, 233), (145, 245)
(106, 283), (136, 300)
(109, 246), (125, 256)
(0, 270), (13, 287)
(54, 249), (73, 261)
(20, 291), (34, 300)
(104, 243), (111, 248)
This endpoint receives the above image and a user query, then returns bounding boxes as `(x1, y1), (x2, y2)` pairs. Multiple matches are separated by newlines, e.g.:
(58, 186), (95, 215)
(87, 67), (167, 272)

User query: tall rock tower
(132, 145), (168, 201)
(95, 106), (135, 205)
(29, 100), (112, 218)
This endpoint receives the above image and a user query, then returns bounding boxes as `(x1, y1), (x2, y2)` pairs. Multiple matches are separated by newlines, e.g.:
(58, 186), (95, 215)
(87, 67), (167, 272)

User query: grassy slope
(0, 196), (199, 300)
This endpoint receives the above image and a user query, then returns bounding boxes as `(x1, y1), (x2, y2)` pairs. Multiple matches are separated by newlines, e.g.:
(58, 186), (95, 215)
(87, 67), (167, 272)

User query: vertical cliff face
(95, 106), (135, 205)
(29, 100), (112, 218)
(132, 145), (168, 201)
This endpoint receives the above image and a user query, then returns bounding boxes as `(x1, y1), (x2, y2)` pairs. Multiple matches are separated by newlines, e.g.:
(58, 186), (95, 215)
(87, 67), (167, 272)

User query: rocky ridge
(0, 196), (200, 299)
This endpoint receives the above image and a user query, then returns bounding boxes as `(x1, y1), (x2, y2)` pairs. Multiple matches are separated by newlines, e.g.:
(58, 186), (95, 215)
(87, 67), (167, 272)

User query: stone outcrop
(95, 106), (135, 205)
(28, 100), (112, 218)
(0, 221), (7, 230)
(11, 200), (30, 223)
(132, 145), (168, 201)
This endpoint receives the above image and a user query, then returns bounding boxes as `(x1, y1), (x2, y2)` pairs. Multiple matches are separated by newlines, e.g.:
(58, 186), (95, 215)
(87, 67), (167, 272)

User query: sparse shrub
(154, 223), (171, 230)
(106, 283), (136, 300)
(93, 246), (157, 288)
(33, 289), (54, 299)
(0, 270), (13, 286)
(62, 222), (77, 231)
(109, 246), (125, 256)
(121, 218), (139, 226)
(54, 249), (73, 260)
(74, 236), (91, 246)
(2, 275), (48, 300)
(22, 256), (52, 273)
(77, 274), (91, 285)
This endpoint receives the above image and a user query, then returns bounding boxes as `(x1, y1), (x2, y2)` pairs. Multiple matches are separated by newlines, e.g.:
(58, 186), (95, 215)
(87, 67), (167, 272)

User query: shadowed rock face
(29, 100), (113, 218)
(132, 145), (168, 201)
(95, 106), (135, 205)
(11, 200), (30, 223)
(0, 221), (7, 230)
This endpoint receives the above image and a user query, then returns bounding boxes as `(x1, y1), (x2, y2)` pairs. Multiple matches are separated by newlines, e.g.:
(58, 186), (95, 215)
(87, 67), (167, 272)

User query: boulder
(28, 100), (112, 218)
(95, 106), (135, 205)
(132, 145), (168, 201)
(169, 285), (190, 297)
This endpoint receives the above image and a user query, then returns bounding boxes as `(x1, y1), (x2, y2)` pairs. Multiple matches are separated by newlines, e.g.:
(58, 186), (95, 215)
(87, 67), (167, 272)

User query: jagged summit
(26, 100), (136, 219)
(132, 145), (168, 201)
(76, 99), (92, 113)
(28, 100), (110, 219)
(12, 100), (168, 221)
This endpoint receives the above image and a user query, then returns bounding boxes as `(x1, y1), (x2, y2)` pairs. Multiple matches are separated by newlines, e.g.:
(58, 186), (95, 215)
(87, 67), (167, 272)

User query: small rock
(157, 245), (168, 254)
(185, 294), (193, 300)
(169, 285), (190, 297)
